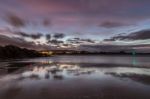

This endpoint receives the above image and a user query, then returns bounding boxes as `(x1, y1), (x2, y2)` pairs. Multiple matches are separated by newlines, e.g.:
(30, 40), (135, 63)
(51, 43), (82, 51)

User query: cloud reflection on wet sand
(21, 64), (95, 80)
(0, 57), (150, 99)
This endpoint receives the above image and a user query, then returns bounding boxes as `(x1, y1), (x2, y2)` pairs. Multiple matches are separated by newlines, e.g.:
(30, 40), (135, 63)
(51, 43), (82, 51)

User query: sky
(0, 0), (150, 52)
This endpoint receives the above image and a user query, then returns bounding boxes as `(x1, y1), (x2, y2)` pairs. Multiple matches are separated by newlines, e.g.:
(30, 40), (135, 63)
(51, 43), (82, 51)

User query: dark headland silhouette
(0, 45), (43, 59)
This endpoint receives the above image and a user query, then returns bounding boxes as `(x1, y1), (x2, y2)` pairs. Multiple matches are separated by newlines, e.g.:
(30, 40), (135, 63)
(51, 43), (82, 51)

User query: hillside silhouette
(0, 45), (42, 59)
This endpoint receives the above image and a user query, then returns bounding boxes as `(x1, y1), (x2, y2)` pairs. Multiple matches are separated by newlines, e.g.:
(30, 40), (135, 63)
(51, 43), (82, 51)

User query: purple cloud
(99, 21), (129, 28)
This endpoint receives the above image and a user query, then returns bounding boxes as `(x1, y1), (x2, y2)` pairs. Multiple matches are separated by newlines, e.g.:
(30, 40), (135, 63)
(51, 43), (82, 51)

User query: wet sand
(0, 55), (150, 99)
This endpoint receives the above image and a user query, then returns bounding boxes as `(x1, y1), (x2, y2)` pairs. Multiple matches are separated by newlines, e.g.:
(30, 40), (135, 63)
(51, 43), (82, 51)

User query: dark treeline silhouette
(0, 45), (150, 59)
(49, 50), (150, 56)
(0, 45), (43, 59)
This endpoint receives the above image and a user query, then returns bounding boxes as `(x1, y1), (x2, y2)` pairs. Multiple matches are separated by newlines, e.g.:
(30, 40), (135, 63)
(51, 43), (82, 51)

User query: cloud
(0, 28), (43, 40)
(67, 38), (96, 45)
(105, 29), (150, 41)
(99, 21), (128, 28)
(16, 31), (30, 37)
(48, 39), (64, 44)
(5, 13), (26, 27)
(43, 19), (51, 26)
(0, 34), (56, 50)
(16, 31), (43, 39)
(127, 30), (150, 40)
(2, 0), (149, 27)
(0, 27), (14, 35)
(1, 30), (150, 52)
(45, 34), (51, 41)
(30, 33), (43, 39)
(45, 34), (65, 46)
(53, 33), (65, 39)
(0, 34), (34, 48)
(78, 44), (150, 53)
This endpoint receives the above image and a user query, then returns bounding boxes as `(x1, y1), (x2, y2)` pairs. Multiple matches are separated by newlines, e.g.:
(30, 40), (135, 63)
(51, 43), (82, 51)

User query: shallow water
(0, 55), (150, 99)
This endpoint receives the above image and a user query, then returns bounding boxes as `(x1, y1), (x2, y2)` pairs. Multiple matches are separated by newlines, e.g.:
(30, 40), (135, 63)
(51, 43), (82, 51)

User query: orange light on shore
(39, 51), (53, 56)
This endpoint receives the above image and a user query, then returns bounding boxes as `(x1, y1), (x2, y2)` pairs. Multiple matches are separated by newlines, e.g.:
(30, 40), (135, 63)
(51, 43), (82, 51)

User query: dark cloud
(81, 39), (95, 43)
(17, 31), (30, 37)
(5, 13), (26, 27)
(99, 21), (128, 28)
(30, 33), (43, 39)
(4, 13), (51, 28)
(67, 38), (96, 44)
(67, 39), (81, 44)
(45, 34), (51, 41)
(0, 28), (43, 40)
(43, 19), (51, 26)
(127, 30), (150, 40)
(53, 33), (65, 39)
(16, 32), (43, 39)
(47, 39), (64, 45)
(105, 29), (150, 41)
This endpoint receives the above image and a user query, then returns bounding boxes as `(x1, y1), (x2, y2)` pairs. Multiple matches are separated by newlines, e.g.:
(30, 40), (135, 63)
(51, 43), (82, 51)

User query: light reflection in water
(132, 55), (138, 66)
